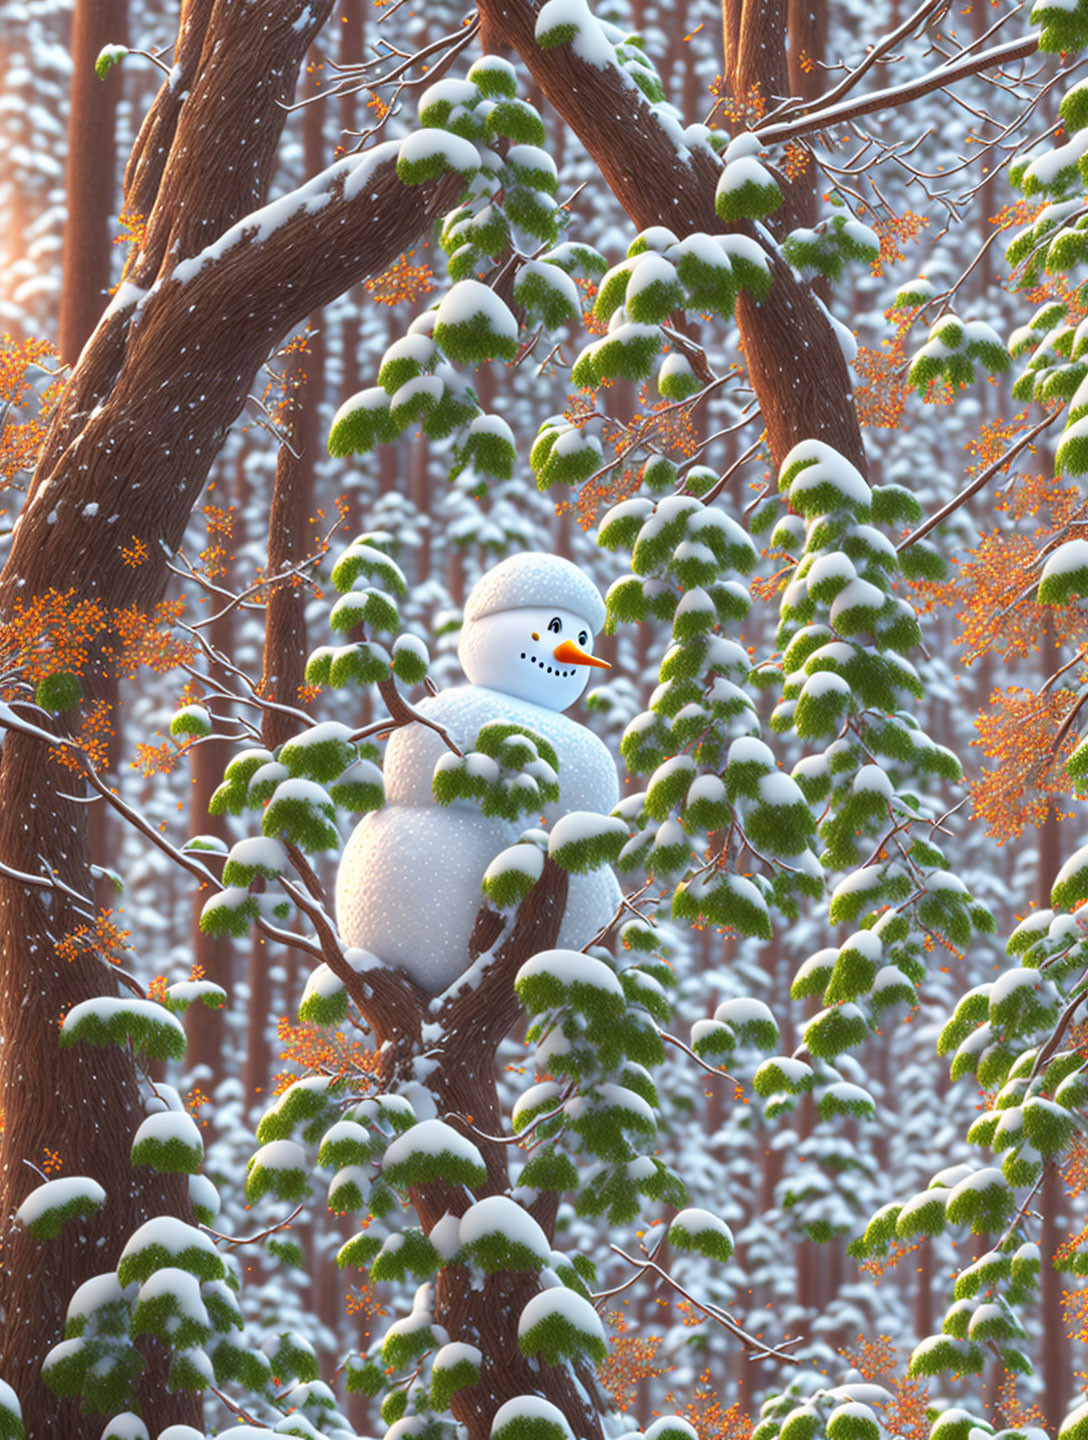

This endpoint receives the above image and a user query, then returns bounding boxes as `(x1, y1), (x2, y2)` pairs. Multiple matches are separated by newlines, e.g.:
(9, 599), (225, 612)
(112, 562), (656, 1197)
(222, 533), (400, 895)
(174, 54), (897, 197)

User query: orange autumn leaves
(56, 909), (133, 968)
(848, 214), (1086, 849)
(1, 588), (194, 690)
(840, 1337), (929, 1440)
(364, 247), (436, 308)
(905, 411), (1088, 843)
(598, 1328), (933, 1440)
(854, 213), (931, 429)
(945, 418), (1087, 663)
(598, 1309), (670, 1412)
(274, 1015), (380, 1092)
(596, 1310), (751, 1440)
(0, 333), (195, 752)
(2, 587), (110, 689)
(0, 333), (64, 489)
(972, 687), (1078, 844)
(0, 587), (195, 774)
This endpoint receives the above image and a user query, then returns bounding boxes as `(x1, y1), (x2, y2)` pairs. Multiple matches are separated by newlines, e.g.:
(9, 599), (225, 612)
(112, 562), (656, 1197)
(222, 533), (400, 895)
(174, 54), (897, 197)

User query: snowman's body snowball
(382, 685), (617, 814)
(336, 684), (621, 993)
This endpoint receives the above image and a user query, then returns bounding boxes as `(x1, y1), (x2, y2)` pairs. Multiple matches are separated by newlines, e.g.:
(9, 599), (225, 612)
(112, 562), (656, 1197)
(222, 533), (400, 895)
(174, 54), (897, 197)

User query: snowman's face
(458, 606), (609, 711)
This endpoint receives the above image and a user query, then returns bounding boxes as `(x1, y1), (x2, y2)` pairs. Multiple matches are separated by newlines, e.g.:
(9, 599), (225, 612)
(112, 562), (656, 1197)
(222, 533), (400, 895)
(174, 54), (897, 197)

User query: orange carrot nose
(553, 639), (611, 669)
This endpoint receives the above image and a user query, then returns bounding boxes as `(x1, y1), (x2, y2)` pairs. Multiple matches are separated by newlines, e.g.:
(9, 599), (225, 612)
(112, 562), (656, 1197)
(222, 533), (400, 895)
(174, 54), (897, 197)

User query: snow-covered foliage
(7, 0), (1088, 1438)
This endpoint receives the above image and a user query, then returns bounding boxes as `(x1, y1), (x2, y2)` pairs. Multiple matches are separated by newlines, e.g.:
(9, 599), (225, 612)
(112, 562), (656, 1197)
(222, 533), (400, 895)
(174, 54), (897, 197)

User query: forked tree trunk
(333, 856), (608, 1440)
(478, 0), (864, 474)
(0, 2), (461, 1431)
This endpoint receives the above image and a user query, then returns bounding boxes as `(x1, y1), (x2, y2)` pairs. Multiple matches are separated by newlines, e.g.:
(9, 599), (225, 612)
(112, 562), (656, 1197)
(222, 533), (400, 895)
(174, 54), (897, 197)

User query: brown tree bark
(59, 0), (130, 906)
(336, 0), (368, 540)
(243, 337), (319, 1105)
(784, 0), (827, 237)
(0, 3), (462, 1433)
(723, 0), (789, 118)
(1041, 1159), (1072, 1428)
(260, 367), (314, 755)
(58, 0), (127, 367)
(243, 933), (273, 1112)
(311, 841), (605, 1440)
(476, 0), (865, 475)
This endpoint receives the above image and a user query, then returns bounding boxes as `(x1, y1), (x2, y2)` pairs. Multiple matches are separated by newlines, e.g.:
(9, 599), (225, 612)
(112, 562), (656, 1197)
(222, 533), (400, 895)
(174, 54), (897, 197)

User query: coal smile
(520, 651), (576, 678)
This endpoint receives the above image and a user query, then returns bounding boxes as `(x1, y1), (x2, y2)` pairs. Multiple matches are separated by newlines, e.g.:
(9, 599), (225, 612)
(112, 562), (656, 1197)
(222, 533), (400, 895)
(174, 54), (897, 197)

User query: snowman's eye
(547, 617), (562, 634)
(578, 631), (588, 647)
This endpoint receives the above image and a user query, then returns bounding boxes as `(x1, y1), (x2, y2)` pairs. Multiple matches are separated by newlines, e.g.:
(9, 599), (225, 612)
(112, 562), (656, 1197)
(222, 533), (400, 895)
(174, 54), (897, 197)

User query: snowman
(335, 553), (622, 993)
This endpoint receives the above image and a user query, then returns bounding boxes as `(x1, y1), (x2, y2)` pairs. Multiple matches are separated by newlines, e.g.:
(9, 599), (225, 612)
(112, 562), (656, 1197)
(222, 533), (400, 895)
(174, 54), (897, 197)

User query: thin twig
(1052, 687), (1088, 755)
(758, 32), (1042, 147)
(659, 1028), (740, 1086)
(376, 677), (463, 756)
(208, 1385), (268, 1428)
(696, 437), (765, 505)
(898, 409), (1060, 551)
(760, 0), (951, 126)
(202, 1201), (306, 1248)
(609, 1244), (803, 1362)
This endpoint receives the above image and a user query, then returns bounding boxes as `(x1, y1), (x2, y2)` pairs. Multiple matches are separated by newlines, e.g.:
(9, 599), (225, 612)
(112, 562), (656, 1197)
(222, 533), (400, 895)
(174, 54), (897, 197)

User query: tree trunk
(60, 0), (129, 908)
(0, 734), (201, 1436)
(477, 0), (865, 474)
(185, 601), (234, 1096)
(0, 3), (461, 1431)
(360, 860), (606, 1440)
(723, 0), (789, 121)
(784, 0), (827, 238)
(58, 0), (127, 367)
(246, 325), (319, 1111)
(1041, 1160), (1071, 1428)
(1037, 618), (1072, 1426)
(261, 354), (314, 755)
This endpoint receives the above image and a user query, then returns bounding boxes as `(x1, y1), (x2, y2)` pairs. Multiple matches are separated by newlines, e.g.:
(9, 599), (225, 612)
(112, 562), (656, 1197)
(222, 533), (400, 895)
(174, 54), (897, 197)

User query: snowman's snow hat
(464, 553), (606, 633)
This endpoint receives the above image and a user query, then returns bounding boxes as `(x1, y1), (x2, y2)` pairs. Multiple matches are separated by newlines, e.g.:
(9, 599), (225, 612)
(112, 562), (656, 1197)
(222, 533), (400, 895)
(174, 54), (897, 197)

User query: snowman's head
(459, 605), (610, 710)
(458, 554), (610, 712)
